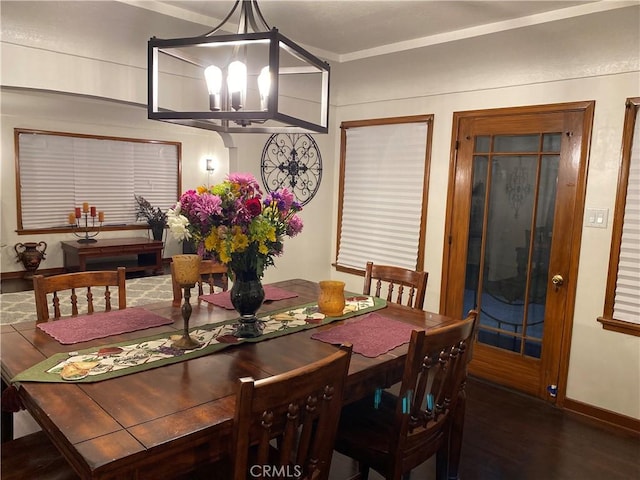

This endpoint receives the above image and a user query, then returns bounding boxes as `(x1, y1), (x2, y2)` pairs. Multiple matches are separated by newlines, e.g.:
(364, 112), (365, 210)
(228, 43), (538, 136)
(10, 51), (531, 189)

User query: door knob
(552, 274), (564, 289)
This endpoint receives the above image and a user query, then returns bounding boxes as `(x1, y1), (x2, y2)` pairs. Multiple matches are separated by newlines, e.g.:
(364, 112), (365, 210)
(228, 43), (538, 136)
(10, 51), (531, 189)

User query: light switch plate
(585, 208), (609, 228)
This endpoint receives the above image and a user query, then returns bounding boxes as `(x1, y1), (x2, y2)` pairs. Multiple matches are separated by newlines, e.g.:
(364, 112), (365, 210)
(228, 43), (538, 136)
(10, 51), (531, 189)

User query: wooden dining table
(0, 279), (458, 480)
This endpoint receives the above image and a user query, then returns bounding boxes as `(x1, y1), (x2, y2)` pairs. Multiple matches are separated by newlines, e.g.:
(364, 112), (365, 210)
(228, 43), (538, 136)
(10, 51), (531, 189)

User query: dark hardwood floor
(330, 377), (640, 480)
(3, 274), (638, 479)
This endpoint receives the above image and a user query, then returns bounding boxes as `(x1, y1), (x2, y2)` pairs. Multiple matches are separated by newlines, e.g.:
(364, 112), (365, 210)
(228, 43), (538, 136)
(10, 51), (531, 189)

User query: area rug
(0, 275), (175, 325)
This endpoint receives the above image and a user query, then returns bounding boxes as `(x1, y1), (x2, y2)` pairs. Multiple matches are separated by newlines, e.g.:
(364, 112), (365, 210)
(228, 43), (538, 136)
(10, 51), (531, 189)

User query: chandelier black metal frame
(148, 0), (330, 134)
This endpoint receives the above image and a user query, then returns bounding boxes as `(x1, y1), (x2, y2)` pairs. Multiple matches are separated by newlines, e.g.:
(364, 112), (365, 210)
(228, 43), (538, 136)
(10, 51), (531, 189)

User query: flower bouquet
(167, 173), (303, 337)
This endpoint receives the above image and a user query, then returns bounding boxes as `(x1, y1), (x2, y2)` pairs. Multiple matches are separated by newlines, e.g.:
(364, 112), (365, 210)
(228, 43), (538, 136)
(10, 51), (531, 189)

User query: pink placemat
(311, 312), (418, 358)
(200, 285), (298, 309)
(37, 307), (174, 345)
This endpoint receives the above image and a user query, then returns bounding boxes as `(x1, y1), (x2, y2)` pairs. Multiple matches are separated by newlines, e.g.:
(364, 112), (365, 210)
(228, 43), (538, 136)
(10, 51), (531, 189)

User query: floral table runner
(12, 295), (386, 384)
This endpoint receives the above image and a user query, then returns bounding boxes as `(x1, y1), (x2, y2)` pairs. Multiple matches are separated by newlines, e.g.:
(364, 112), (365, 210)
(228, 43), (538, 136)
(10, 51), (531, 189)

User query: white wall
(1, 1), (638, 419)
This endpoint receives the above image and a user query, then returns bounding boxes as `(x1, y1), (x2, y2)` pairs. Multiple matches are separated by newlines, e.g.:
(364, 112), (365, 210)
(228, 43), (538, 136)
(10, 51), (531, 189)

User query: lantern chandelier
(148, 0), (330, 134)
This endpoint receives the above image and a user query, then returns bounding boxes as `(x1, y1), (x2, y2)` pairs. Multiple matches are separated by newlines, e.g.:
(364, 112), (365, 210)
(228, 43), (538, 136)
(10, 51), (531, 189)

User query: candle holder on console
(172, 254), (202, 350)
(69, 204), (104, 244)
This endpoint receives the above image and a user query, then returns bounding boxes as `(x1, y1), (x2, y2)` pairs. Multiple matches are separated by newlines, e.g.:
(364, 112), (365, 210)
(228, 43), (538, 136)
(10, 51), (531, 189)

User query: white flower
(167, 204), (192, 241)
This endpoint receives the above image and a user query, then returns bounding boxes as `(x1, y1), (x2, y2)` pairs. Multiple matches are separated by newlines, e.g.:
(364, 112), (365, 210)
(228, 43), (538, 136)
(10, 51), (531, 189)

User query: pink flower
(193, 193), (222, 222)
(228, 173), (263, 198)
(178, 190), (199, 217)
(287, 214), (303, 237)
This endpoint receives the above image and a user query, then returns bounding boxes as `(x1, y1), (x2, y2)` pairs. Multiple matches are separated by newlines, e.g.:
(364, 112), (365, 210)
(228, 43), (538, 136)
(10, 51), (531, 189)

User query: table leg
(155, 249), (163, 275)
(1, 378), (14, 443)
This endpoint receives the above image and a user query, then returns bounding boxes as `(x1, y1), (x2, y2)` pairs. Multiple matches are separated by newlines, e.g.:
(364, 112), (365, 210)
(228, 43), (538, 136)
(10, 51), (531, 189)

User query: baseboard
(3, 258), (171, 281)
(1, 267), (66, 281)
(564, 398), (640, 438)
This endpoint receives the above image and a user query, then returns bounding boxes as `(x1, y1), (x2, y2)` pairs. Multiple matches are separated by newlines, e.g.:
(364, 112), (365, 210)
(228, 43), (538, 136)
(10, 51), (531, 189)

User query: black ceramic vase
(150, 223), (165, 242)
(230, 269), (265, 338)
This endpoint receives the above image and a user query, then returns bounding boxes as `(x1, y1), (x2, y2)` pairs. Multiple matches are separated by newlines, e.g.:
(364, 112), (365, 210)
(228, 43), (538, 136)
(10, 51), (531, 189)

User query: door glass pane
(477, 155), (536, 354)
(494, 134), (539, 152)
(542, 133), (561, 152)
(475, 136), (490, 153)
(523, 155), (559, 357)
(463, 156), (488, 315)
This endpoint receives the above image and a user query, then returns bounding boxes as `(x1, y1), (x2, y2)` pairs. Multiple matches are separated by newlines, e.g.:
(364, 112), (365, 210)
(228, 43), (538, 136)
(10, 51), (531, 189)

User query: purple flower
(278, 189), (295, 211)
(264, 188), (295, 213)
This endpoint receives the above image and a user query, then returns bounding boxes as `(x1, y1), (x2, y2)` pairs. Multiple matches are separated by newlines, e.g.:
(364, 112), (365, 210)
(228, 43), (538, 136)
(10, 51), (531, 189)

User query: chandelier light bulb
(258, 66), (271, 111)
(227, 60), (247, 111)
(204, 65), (222, 111)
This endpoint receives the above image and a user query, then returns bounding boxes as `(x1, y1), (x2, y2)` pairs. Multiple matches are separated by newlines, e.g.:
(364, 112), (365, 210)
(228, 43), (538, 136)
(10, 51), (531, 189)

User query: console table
(61, 237), (164, 274)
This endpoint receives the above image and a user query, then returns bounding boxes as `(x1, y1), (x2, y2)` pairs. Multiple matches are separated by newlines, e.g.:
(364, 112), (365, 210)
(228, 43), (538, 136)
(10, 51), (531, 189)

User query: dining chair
(334, 311), (478, 480)
(173, 344), (353, 480)
(171, 259), (228, 307)
(363, 261), (428, 310)
(32, 267), (126, 323)
(232, 344), (352, 480)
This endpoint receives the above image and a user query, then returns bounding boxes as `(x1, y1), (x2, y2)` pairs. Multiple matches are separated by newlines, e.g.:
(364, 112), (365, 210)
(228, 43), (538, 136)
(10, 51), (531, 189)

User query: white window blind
(337, 121), (428, 271)
(17, 130), (179, 231)
(613, 106), (640, 324)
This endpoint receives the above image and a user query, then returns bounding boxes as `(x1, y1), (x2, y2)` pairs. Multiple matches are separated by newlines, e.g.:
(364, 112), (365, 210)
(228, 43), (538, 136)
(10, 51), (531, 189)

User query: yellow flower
(196, 185), (208, 194)
(204, 231), (218, 252)
(219, 248), (231, 264)
(231, 226), (249, 252)
(266, 225), (276, 242)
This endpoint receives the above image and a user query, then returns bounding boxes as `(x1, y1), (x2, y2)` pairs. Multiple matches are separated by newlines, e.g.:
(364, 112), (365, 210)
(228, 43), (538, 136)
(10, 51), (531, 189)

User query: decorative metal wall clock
(260, 133), (322, 206)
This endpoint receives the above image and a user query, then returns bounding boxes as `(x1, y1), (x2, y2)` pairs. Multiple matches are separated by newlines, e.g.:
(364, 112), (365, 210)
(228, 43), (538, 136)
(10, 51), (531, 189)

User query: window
(335, 115), (432, 274)
(15, 129), (180, 234)
(599, 98), (640, 336)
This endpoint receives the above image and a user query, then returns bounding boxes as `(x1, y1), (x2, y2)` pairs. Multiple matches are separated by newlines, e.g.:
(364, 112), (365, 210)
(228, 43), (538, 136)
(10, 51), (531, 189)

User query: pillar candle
(90, 206), (97, 217)
(82, 202), (89, 213)
(98, 211), (105, 222)
(68, 213), (76, 225)
(75, 207), (81, 218)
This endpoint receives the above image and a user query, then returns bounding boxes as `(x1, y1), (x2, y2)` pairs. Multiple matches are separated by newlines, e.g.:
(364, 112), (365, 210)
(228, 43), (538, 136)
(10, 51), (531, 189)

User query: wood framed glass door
(442, 102), (594, 402)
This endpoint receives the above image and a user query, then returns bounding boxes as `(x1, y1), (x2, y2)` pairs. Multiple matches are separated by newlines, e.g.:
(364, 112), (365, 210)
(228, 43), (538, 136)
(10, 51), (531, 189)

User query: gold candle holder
(318, 280), (346, 317)
(172, 254), (202, 349)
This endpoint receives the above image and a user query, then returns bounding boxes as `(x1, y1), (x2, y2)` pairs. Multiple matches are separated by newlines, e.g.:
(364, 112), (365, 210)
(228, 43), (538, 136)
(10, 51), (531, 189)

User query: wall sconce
(206, 158), (215, 173)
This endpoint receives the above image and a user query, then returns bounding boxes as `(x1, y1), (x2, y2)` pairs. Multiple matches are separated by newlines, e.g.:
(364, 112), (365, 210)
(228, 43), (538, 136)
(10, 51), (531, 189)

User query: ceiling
(118, 0), (630, 62)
